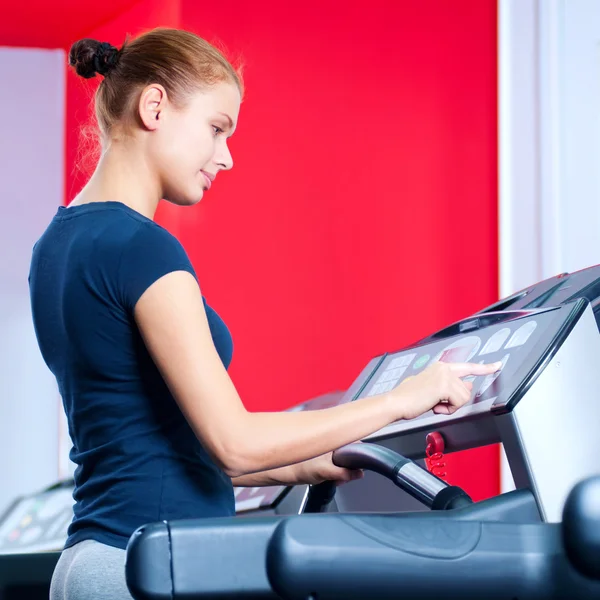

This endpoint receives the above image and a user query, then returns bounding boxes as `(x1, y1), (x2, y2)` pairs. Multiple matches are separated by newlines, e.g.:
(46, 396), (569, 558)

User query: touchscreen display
(356, 309), (561, 412)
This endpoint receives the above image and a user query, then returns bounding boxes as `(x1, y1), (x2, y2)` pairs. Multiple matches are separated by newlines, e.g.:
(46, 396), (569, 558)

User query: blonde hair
(69, 27), (244, 138)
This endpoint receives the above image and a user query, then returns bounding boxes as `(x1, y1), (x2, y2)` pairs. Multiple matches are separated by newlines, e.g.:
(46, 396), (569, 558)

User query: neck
(70, 139), (161, 220)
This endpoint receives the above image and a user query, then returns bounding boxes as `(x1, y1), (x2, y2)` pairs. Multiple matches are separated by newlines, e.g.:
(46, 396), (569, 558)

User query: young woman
(28, 28), (500, 599)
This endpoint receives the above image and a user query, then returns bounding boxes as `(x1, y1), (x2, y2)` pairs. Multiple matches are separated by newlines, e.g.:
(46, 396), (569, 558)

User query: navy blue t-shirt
(28, 201), (235, 551)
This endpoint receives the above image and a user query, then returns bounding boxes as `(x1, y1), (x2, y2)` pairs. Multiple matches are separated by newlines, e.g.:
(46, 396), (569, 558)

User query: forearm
(229, 393), (395, 476)
(231, 464), (302, 487)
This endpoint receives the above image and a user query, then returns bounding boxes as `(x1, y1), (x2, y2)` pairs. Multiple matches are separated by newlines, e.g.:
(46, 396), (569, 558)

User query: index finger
(447, 361), (503, 378)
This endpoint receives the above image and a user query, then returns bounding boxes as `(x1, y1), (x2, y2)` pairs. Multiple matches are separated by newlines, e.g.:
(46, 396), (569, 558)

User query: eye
(212, 125), (224, 136)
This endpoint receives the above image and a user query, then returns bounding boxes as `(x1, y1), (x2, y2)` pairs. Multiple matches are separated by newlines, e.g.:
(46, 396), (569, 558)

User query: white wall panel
(499, 0), (600, 493)
(0, 47), (65, 513)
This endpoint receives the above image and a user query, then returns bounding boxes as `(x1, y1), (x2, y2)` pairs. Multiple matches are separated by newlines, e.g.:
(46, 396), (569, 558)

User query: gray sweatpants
(50, 539), (134, 600)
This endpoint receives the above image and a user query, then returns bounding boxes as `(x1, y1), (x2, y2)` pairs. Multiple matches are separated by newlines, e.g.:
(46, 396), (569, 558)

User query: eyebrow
(217, 112), (234, 129)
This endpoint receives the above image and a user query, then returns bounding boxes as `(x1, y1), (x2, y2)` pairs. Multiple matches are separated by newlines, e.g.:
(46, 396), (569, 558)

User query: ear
(138, 84), (168, 131)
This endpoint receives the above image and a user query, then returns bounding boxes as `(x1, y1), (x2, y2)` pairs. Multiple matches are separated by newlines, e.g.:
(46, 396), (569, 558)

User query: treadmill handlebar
(266, 512), (600, 600)
(333, 442), (409, 477)
(124, 477), (600, 600)
(332, 443), (472, 509)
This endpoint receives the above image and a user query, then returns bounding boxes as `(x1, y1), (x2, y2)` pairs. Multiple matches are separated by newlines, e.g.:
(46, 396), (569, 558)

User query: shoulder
(116, 218), (195, 274)
(97, 208), (183, 247)
(127, 219), (187, 252)
(114, 219), (197, 310)
(92, 210), (190, 267)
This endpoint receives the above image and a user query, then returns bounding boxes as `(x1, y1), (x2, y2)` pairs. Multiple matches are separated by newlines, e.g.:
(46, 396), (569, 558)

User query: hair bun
(69, 39), (120, 79)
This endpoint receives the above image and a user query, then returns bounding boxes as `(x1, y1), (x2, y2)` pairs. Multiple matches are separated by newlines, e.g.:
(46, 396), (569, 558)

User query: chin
(165, 188), (204, 207)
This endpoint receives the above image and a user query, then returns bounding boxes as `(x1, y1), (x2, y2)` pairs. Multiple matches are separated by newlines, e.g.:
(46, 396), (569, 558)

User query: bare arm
(231, 456), (359, 487)
(231, 466), (299, 487)
(134, 271), (396, 477)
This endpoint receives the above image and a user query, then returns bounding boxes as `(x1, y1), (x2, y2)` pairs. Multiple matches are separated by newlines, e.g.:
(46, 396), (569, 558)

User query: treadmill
(124, 299), (600, 599)
(336, 263), (600, 513)
(346, 299), (600, 522)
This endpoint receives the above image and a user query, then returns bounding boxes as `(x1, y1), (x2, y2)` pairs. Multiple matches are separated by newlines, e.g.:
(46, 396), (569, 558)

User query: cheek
(173, 123), (215, 166)
(197, 134), (217, 167)
(151, 123), (215, 182)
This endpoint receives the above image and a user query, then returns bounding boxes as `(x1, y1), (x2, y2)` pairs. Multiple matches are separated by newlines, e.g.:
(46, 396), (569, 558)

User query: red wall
(65, 0), (500, 500)
(177, 0), (500, 499)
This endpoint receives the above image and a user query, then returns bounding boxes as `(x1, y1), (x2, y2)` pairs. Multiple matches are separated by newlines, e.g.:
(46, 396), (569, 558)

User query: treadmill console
(351, 301), (586, 441)
(0, 482), (74, 554)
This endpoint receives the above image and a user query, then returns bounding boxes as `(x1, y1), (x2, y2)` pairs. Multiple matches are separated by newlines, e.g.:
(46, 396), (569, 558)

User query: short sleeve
(117, 222), (197, 311)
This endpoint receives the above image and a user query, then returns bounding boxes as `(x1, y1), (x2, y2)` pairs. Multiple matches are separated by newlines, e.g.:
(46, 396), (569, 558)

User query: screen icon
(505, 321), (538, 349)
(413, 354), (430, 370)
(431, 336), (482, 365)
(480, 328), (511, 355)
(476, 354), (509, 397)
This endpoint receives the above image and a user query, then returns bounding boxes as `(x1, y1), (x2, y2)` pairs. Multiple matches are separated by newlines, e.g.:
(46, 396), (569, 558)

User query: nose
(215, 140), (234, 171)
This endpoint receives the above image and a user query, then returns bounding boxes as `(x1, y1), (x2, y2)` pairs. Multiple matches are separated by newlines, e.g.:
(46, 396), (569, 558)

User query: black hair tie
(94, 42), (119, 77)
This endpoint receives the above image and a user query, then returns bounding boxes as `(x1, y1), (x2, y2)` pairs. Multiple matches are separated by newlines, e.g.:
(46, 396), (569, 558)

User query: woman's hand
(388, 360), (502, 420)
(294, 452), (364, 486)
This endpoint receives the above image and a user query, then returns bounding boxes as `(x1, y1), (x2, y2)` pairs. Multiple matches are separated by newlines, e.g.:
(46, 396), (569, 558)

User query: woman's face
(143, 80), (241, 206)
